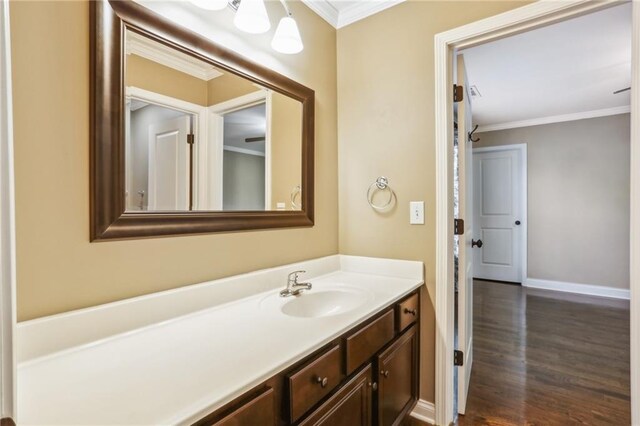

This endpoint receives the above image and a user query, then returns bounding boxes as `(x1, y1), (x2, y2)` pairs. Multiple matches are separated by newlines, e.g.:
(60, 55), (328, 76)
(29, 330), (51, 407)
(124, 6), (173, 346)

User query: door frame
(124, 86), (207, 209)
(434, 1), (639, 425)
(208, 90), (272, 210)
(471, 143), (528, 284)
(0, 0), (16, 419)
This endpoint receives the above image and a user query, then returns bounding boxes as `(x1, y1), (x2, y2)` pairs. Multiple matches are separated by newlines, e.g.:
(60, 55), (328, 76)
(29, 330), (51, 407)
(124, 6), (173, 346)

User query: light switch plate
(410, 201), (425, 225)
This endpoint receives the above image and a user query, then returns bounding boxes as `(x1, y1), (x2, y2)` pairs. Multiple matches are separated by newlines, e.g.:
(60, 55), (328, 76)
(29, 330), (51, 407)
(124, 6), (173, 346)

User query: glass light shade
(271, 16), (303, 54)
(189, 0), (228, 11)
(234, 0), (271, 34)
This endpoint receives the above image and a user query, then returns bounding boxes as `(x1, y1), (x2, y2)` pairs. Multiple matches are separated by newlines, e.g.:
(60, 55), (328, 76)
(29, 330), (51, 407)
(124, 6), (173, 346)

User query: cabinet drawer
(299, 364), (373, 426)
(345, 309), (394, 374)
(396, 293), (419, 332)
(288, 345), (343, 422)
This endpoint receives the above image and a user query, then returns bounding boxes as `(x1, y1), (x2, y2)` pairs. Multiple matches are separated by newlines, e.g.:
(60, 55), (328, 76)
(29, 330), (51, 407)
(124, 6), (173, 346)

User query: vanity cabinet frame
(193, 289), (421, 426)
(90, 0), (315, 241)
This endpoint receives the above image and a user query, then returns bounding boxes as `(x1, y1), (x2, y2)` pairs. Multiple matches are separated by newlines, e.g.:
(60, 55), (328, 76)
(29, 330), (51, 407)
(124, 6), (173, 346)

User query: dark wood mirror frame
(90, 0), (315, 241)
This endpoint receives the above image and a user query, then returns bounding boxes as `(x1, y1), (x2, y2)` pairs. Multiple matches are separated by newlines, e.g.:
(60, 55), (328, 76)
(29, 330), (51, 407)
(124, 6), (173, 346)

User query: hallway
(457, 280), (630, 425)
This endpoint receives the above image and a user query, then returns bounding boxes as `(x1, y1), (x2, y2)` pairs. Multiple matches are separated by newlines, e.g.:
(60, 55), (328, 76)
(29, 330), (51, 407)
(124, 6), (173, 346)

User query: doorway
(435, 2), (640, 425)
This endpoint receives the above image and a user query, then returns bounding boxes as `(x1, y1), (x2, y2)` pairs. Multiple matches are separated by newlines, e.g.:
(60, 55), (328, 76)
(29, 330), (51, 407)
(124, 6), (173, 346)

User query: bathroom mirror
(91, 0), (314, 240)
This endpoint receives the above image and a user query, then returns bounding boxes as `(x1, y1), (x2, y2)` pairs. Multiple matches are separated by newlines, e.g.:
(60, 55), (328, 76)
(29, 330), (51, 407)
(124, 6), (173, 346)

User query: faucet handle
(288, 270), (306, 279)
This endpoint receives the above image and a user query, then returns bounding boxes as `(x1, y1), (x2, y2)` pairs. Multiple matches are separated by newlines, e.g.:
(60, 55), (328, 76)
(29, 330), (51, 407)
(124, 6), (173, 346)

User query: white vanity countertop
(17, 255), (423, 425)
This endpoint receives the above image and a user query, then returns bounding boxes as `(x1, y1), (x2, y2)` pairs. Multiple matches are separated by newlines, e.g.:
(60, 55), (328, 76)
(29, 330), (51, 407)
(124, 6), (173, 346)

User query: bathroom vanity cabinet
(195, 291), (420, 426)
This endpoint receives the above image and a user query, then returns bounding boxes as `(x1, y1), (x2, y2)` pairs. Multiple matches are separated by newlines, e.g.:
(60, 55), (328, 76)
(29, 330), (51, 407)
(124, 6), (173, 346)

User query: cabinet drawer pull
(367, 381), (378, 391)
(315, 376), (329, 388)
(404, 308), (417, 316)
(381, 370), (389, 378)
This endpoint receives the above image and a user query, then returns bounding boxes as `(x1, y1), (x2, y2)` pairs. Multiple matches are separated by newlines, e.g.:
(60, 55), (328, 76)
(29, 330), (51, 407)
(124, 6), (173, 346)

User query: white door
(147, 115), (191, 210)
(456, 54), (473, 415)
(472, 148), (524, 282)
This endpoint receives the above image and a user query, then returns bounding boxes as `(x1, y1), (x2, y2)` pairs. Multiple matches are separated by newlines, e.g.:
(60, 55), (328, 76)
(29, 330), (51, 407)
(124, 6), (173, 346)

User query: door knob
(471, 239), (483, 248)
(515, 220), (521, 225)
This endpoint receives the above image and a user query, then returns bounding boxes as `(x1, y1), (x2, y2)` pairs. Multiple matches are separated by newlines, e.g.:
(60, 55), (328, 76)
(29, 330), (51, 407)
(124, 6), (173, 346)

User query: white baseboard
(524, 278), (630, 300)
(411, 399), (435, 425)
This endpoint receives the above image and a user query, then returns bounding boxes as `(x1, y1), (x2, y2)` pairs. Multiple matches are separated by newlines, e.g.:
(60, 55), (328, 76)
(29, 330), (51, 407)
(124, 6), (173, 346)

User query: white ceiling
(300, 0), (404, 29)
(462, 3), (632, 130)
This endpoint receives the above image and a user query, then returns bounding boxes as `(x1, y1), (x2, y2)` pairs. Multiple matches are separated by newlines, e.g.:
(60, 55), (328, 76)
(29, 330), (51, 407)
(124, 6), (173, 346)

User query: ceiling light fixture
(190, 0), (304, 54)
(234, 0), (271, 34)
(272, 3), (303, 54)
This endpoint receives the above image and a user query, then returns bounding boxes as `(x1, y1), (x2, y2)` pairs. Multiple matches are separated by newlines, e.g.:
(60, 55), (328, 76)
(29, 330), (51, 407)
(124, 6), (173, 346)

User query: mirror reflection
(124, 29), (303, 212)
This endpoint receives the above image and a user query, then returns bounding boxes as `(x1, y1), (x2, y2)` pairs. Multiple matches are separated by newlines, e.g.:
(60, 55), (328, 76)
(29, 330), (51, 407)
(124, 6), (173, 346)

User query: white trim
(410, 400), (435, 425)
(300, 0), (405, 29)
(300, 0), (339, 28)
(525, 278), (630, 300)
(126, 31), (222, 81)
(477, 105), (631, 133)
(631, 2), (640, 423)
(223, 146), (265, 157)
(126, 86), (207, 116)
(434, 1), (636, 425)
(336, 0), (406, 29)
(472, 143), (528, 284)
(0, 0), (16, 419)
(208, 91), (268, 114)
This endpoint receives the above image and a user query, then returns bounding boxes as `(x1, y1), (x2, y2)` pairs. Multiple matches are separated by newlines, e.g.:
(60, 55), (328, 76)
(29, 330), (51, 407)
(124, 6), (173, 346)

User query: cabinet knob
(316, 376), (328, 388)
(404, 308), (417, 316)
(368, 381), (378, 391)
(381, 370), (389, 378)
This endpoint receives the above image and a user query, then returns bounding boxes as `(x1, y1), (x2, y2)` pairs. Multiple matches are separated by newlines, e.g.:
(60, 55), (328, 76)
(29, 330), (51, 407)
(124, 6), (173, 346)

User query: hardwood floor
(457, 280), (631, 425)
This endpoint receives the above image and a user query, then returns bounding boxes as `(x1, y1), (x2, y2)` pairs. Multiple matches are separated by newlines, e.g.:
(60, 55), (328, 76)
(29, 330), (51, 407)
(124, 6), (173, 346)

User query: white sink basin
(278, 288), (371, 318)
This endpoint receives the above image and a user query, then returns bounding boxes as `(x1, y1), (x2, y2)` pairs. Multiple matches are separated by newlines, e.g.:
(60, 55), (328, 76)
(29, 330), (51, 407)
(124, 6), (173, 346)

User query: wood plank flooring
(456, 280), (631, 425)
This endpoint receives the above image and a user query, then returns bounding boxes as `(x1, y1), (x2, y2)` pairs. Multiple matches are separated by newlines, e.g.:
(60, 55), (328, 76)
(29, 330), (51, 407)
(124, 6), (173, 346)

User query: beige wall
(336, 0), (530, 402)
(10, 0), (338, 321)
(207, 72), (257, 106)
(270, 93), (303, 210)
(126, 54), (209, 106)
(476, 114), (630, 289)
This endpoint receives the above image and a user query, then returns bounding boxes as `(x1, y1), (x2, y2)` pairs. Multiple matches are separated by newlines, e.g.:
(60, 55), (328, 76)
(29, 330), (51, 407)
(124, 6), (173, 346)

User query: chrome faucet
(280, 270), (312, 297)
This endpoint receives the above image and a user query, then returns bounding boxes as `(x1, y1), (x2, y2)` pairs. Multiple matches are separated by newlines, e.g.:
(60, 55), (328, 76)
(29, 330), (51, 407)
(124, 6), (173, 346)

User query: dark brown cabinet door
(377, 326), (417, 426)
(195, 387), (275, 426)
(299, 364), (373, 426)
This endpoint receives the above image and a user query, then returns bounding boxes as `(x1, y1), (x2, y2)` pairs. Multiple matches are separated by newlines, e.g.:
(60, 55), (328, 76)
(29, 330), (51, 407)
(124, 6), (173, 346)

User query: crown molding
(337, 0), (405, 28)
(300, 0), (339, 28)
(300, 0), (405, 29)
(477, 105), (631, 133)
(125, 31), (222, 81)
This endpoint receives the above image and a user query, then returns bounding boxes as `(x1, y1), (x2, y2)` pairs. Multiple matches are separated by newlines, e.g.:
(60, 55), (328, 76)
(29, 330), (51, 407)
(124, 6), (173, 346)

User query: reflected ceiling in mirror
(124, 29), (303, 213)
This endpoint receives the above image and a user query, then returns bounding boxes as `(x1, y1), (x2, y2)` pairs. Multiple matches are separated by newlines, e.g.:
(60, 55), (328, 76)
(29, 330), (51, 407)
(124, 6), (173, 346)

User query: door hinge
(454, 219), (464, 235)
(187, 134), (195, 145)
(453, 84), (464, 103)
(454, 350), (464, 366)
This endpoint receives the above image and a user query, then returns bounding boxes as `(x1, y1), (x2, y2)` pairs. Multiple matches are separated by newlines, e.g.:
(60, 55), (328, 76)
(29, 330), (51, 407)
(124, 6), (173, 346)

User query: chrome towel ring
(291, 185), (301, 210)
(367, 176), (395, 211)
